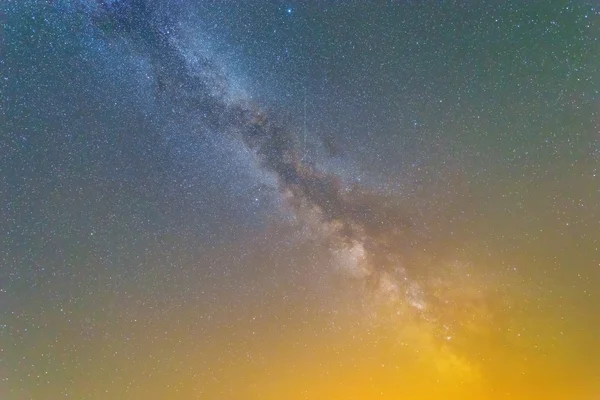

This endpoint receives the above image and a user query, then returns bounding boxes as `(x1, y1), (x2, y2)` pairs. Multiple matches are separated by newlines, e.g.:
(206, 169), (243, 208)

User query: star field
(1, 1), (599, 399)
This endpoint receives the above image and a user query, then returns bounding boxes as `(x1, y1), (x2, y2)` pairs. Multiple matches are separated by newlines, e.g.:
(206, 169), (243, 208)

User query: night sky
(1, 1), (600, 399)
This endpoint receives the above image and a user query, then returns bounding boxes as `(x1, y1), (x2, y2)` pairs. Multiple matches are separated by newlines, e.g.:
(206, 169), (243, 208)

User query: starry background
(1, 0), (599, 399)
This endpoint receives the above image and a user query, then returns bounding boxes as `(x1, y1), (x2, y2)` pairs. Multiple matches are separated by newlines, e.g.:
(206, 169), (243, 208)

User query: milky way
(94, 0), (424, 296)
(2, 1), (600, 399)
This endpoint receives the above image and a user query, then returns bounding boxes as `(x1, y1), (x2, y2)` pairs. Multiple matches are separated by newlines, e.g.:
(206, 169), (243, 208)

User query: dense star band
(2, 1), (599, 399)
